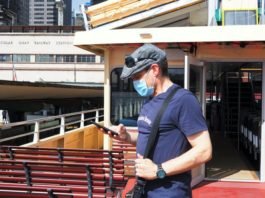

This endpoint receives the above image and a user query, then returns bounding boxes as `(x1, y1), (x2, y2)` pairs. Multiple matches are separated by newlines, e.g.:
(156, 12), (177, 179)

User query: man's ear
(151, 64), (160, 77)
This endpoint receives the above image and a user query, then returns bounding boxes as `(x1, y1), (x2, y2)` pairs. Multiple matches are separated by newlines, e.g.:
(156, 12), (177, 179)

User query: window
(35, 54), (55, 63)
(110, 68), (184, 126)
(34, 8), (44, 11)
(34, 21), (44, 24)
(224, 10), (257, 25)
(77, 55), (96, 63)
(56, 55), (75, 63)
(13, 55), (30, 63)
(0, 54), (12, 62)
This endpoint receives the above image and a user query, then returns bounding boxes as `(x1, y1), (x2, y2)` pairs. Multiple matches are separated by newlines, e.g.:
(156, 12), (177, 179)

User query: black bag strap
(143, 86), (180, 158)
(135, 86), (181, 190)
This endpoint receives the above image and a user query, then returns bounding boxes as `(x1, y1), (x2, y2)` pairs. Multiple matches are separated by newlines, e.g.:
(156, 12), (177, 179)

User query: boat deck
(193, 181), (265, 198)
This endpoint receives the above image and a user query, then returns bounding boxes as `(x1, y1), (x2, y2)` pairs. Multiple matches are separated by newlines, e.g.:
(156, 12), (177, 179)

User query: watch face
(157, 169), (166, 179)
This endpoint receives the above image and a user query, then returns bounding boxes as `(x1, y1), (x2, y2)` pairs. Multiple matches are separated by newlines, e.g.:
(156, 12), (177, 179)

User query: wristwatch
(156, 164), (166, 179)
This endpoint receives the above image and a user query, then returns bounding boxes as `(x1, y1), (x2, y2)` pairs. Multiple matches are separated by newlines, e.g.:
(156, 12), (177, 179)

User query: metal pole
(60, 116), (65, 134)
(33, 121), (40, 143)
(208, 0), (218, 25)
(260, 61), (265, 181)
(184, 55), (190, 90)
(12, 55), (16, 81)
(261, 0), (265, 24)
(81, 4), (90, 31)
(80, 112), (84, 128)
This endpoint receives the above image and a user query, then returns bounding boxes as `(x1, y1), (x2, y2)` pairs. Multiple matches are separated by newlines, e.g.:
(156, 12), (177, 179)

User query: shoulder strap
(143, 86), (180, 158)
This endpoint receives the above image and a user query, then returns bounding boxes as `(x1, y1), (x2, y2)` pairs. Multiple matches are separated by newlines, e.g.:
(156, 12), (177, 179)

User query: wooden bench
(0, 146), (129, 197)
(0, 159), (124, 197)
(112, 140), (136, 177)
(0, 183), (77, 198)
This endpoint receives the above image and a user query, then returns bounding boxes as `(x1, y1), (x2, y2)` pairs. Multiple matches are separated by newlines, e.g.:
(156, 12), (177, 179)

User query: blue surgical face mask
(133, 79), (154, 97)
(133, 70), (155, 97)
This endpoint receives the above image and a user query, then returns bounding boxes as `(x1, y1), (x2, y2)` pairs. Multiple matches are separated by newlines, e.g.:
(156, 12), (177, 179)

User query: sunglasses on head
(125, 56), (136, 68)
(125, 56), (156, 68)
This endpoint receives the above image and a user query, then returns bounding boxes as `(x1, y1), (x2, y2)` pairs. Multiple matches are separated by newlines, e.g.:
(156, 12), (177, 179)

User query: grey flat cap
(120, 43), (167, 80)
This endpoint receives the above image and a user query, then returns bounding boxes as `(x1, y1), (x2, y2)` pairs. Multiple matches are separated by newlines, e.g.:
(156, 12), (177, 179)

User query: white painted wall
(0, 33), (93, 54)
(0, 33), (104, 83)
(222, 0), (258, 9)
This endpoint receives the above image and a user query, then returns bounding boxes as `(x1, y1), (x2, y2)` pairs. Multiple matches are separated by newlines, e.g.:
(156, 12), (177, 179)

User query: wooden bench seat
(0, 183), (78, 198)
(0, 183), (109, 198)
(0, 160), (124, 197)
(0, 160), (125, 186)
(0, 146), (129, 197)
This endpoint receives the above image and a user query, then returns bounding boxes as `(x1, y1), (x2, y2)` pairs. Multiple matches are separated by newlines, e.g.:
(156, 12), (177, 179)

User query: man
(108, 43), (212, 197)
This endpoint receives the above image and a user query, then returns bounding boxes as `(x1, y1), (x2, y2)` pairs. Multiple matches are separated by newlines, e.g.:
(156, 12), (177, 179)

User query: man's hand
(100, 124), (129, 142)
(135, 153), (157, 180)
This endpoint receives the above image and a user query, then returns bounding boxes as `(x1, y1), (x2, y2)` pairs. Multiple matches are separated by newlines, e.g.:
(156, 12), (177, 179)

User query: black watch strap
(156, 164), (166, 179)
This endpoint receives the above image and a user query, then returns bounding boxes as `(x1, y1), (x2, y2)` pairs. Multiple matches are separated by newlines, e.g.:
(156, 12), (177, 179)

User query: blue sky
(72, 0), (88, 12)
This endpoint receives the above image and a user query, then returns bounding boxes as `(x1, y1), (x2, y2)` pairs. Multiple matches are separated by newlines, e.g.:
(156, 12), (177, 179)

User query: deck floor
(192, 181), (265, 198)
(206, 131), (259, 180)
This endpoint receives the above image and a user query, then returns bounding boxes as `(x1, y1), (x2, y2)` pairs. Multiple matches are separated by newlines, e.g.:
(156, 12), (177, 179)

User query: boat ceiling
(0, 80), (103, 100)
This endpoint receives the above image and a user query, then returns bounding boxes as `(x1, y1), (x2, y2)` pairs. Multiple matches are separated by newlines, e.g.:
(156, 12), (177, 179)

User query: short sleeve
(172, 93), (208, 136)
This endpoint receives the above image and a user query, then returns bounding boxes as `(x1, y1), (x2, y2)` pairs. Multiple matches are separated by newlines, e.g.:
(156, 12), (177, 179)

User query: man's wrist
(156, 163), (167, 179)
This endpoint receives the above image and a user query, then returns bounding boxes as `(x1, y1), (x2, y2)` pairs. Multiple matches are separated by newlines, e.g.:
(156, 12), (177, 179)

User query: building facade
(0, 33), (103, 83)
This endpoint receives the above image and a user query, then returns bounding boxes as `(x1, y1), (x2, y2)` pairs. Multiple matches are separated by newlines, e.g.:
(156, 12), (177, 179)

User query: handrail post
(95, 109), (99, 122)
(80, 112), (84, 128)
(60, 116), (65, 135)
(33, 121), (40, 143)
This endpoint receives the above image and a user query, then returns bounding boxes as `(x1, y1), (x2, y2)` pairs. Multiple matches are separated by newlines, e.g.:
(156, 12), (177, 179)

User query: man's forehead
(131, 69), (146, 79)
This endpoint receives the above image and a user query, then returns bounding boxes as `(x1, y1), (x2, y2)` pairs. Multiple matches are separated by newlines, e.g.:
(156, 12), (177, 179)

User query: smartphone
(90, 121), (119, 136)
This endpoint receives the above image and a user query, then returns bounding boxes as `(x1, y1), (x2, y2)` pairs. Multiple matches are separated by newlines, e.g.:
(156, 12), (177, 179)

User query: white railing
(0, 108), (104, 145)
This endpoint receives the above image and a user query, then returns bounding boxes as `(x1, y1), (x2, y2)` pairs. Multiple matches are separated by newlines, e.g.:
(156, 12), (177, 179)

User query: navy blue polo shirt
(136, 84), (208, 198)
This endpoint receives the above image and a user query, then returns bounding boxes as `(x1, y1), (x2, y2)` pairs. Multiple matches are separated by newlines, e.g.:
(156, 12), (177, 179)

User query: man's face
(131, 69), (148, 81)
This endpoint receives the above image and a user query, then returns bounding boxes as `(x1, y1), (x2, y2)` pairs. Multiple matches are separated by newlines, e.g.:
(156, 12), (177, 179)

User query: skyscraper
(0, 0), (72, 26)
(28, 0), (72, 25)
(17, 0), (30, 25)
(0, 0), (25, 25)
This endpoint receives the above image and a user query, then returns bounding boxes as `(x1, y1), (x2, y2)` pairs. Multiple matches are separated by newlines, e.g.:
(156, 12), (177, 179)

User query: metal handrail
(0, 108), (104, 145)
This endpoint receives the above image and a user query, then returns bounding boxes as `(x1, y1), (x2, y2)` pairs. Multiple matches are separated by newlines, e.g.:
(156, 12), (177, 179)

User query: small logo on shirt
(138, 116), (152, 126)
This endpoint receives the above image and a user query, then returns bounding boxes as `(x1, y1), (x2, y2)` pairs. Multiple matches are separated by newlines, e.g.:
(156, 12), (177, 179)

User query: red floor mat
(193, 181), (265, 198)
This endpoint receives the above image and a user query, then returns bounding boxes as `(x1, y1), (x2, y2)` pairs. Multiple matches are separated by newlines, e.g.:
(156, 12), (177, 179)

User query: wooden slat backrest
(0, 160), (125, 186)
(112, 139), (136, 177)
(0, 146), (124, 165)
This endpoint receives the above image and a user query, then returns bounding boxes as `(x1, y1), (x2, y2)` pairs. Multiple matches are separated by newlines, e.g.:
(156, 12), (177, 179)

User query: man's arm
(162, 130), (212, 176)
(124, 131), (138, 145)
(135, 130), (212, 180)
